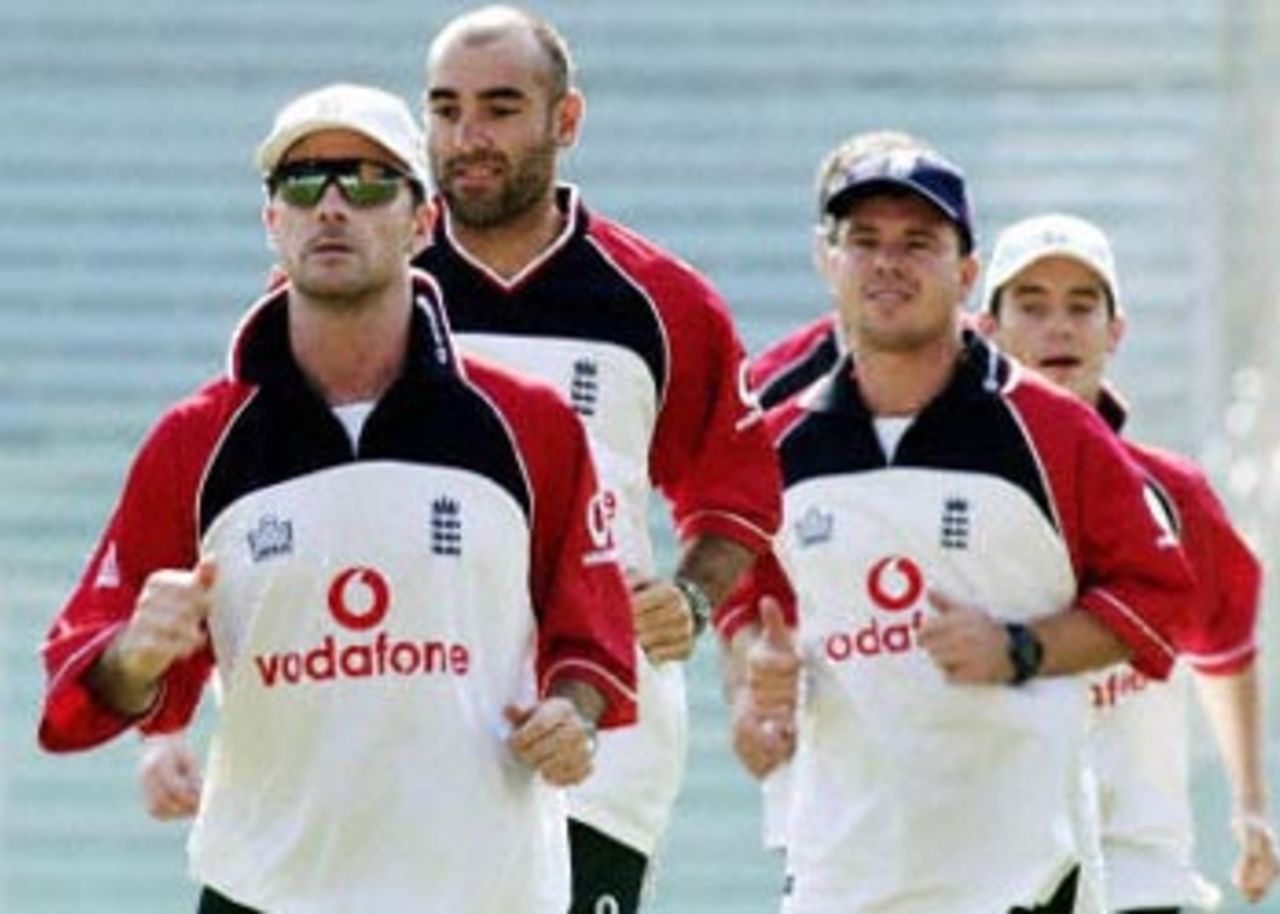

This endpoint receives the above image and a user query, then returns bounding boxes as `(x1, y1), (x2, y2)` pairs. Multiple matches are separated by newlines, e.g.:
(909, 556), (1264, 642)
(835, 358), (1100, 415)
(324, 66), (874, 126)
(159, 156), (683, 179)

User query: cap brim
(255, 117), (416, 179)
(825, 177), (970, 247)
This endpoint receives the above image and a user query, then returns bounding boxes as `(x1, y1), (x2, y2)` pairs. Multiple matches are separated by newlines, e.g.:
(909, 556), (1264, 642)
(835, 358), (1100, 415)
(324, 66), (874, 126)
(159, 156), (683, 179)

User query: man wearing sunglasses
(39, 83), (638, 914)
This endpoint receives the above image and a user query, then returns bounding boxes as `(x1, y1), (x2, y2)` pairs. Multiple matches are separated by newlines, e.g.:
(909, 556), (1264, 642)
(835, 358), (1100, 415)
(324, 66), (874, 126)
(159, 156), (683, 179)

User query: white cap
(255, 83), (428, 190)
(982, 213), (1121, 314)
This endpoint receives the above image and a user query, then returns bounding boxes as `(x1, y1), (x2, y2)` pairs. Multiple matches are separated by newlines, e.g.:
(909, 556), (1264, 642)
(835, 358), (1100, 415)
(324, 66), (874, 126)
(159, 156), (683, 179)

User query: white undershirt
(332, 401), (376, 448)
(874, 415), (914, 462)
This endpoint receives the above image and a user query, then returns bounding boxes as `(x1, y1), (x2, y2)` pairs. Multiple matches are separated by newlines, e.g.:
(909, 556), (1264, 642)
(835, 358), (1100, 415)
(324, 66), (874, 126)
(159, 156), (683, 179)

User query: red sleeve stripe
(677, 509), (775, 553)
(1086, 586), (1178, 670)
(540, 658), (639, 706)
(1183, 639), (1258, 674)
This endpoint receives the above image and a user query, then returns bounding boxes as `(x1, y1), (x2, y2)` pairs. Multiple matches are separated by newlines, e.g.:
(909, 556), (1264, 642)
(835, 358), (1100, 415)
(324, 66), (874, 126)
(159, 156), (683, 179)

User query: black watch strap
(1004, 622), (1044, 685)
(674, 576), (712, 637)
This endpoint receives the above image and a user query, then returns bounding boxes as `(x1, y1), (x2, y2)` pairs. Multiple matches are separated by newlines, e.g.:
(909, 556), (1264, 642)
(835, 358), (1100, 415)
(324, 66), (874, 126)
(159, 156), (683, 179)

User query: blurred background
(2, 1), (1278, 911)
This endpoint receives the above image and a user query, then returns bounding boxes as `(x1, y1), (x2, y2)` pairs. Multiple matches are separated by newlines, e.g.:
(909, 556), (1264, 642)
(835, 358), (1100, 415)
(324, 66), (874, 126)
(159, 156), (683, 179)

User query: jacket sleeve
(1173, 470), (1261, 675)
(1065, 417), (1192, 681)
(715, 549), (798, 643)
(519, 387), (638, 729)
(649, 274), (781, 554)
(39, 402), (216, 752)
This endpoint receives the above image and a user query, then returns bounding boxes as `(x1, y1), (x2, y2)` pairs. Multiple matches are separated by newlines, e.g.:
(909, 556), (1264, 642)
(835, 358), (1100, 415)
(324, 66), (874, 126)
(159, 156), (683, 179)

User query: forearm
(85, 637), (163, 718)
(1195, 663), (1269, 816)
(675, 534), (756, 607)
(548, 678), (606, 727)
(1029, 607), (1130, 677)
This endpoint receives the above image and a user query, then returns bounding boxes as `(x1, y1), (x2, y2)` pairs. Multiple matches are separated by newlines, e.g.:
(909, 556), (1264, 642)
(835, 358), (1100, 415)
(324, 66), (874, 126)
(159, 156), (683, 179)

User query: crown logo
(248, 515), (294, 562)
(795, 506), (834, 547)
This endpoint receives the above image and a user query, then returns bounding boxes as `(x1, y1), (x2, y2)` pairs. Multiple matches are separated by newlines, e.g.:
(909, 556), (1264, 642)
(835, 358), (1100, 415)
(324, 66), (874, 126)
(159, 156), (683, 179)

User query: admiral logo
(940, 497), (970, 550)
(824, 555), (927, 663)
(431, 496), (462, 557)
(252, 565), (471, 688)
(570, 358), (600, 417)
(94, 542), (121, 589)
(733, 358), (765, 432)
(795, 506), (834, 547)
(1091, 666), (1150, 710)
(583, 487), (619, 566)
(248, 515), (293, 562)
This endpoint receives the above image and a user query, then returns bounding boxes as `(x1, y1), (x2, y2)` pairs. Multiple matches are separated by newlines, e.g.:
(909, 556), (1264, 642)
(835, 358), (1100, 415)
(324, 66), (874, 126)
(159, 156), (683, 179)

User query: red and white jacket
(40, 275), (636, 913)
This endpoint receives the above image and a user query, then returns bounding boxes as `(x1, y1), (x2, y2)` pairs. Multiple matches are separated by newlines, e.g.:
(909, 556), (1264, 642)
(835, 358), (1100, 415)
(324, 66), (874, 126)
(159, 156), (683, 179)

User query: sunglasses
(268, 159), (413, 208)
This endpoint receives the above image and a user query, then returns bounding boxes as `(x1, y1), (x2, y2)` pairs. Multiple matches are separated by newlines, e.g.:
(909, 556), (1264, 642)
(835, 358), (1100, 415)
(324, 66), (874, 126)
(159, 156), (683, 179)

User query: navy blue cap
(821, 149), (975, 253)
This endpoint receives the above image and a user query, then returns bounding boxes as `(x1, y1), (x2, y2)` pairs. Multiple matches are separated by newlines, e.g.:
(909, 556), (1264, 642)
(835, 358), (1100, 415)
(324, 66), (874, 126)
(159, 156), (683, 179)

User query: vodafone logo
(866, 556), (924, 612)
(824, 555), (927, 664)
(253, 565), (472, 688)
(327, 567), (391, 630)
(583, 487), (620, 566)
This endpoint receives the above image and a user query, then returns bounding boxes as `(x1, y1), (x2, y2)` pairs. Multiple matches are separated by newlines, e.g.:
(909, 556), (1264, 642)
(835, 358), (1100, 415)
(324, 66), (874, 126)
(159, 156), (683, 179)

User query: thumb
(759, 596), (792, 649)
(503, 703), (534, 729)
(195, 556), (218, 591)
(926, 589), (958, 614)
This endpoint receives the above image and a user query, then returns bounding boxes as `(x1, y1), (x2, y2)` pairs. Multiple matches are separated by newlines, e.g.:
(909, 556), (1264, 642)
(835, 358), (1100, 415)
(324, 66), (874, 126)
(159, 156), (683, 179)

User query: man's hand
(1233, 814), (1280, 903)
(727, 597), (800, 778)
(91, 558), (217, 715)
(630, 576), (696, 663)
(917, 589), (1013, 685)
(731, 693), (795, 779)
(504, 698), (596, 787)
(746, 598), (801, 715)
(138, 733), (201, 821)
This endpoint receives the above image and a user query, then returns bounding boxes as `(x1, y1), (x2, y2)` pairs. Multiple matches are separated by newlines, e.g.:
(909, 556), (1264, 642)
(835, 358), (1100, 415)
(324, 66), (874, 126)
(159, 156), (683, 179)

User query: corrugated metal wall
(2, 2), (1269, 912)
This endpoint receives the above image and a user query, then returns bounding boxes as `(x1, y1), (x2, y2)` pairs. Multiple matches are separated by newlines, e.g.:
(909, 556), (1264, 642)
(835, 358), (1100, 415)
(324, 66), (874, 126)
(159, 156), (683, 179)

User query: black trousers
(197, 887), (259, 914)
(1009, 867), (1080, 914)
(568, 818), (648, 914)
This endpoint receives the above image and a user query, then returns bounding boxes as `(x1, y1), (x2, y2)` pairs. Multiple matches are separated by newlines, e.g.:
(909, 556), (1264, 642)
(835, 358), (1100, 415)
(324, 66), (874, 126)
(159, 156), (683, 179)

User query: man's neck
(289, 281), (413, 406)
(448, 192), (567, 281)
(853, 334), (964, 417)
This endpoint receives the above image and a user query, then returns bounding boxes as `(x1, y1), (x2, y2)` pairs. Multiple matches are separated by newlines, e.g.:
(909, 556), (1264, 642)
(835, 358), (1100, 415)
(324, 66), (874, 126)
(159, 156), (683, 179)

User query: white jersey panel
(454, 331), (685, 854)
(779, 467), (1087, 914)
(455, 333), (659, 577)
(1087, 664), (1220, 909)
(191, 463), (568, 914)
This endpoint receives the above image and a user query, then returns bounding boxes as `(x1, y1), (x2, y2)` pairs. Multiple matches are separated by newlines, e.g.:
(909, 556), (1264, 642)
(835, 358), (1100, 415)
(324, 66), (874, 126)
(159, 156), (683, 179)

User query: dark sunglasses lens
(336, 175), (402, 207)
(276, 173), (330, 207)
(272, 161), (407, 208)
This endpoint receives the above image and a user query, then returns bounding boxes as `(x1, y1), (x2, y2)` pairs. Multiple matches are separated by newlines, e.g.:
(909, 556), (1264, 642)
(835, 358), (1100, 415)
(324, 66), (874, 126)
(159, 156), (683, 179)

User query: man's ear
(410, 198), (435, 256)
(263, 203), (280, 253)
(1107, 312), (1127, 355)
(553, 89), (585, 148)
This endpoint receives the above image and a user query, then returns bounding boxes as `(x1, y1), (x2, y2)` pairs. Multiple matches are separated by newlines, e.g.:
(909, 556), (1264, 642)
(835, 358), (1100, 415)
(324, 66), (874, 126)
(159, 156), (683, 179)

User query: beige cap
(982, 213), (1121, 314)
(255, 83), (427, 189)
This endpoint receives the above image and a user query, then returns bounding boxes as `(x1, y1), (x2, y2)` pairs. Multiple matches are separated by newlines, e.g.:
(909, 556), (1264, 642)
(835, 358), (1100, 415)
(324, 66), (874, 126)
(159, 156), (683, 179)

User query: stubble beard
(434, 138), (558, 229)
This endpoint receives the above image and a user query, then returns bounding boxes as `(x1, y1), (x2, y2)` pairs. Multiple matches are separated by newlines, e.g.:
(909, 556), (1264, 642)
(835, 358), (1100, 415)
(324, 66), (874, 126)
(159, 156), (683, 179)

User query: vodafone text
(251, 565), (472, 687)
(824, 611), (925, 662)
(255, 633), (471, 687)
(1090, 666), (1149, 710)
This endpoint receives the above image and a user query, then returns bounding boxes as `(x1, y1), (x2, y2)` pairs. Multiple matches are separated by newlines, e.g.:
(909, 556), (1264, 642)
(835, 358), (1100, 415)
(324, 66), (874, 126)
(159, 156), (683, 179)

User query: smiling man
(722, 136), (1195, 914)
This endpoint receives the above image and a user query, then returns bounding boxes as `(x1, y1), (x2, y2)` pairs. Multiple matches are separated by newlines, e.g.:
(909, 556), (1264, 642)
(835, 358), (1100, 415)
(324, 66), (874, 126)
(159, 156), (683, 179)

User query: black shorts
(198, 887), (260, 914)
(1009, 867), (1079, 914)
(568, 818), (649, 914)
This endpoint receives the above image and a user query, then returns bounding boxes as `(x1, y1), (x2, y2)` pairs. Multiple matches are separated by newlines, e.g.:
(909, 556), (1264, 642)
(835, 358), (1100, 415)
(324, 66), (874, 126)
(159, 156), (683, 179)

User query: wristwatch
(1004, 622), (1044, 685)
(674, 576), (712, 637)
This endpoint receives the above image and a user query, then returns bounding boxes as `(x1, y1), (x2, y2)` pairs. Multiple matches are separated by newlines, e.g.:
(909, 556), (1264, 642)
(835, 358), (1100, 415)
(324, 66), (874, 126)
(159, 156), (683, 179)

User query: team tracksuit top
(725, 331), (1192, 914)
(414, 185), (781, 854)
(39, 275), (637, 913)
(1085, 387), (1261, 911)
